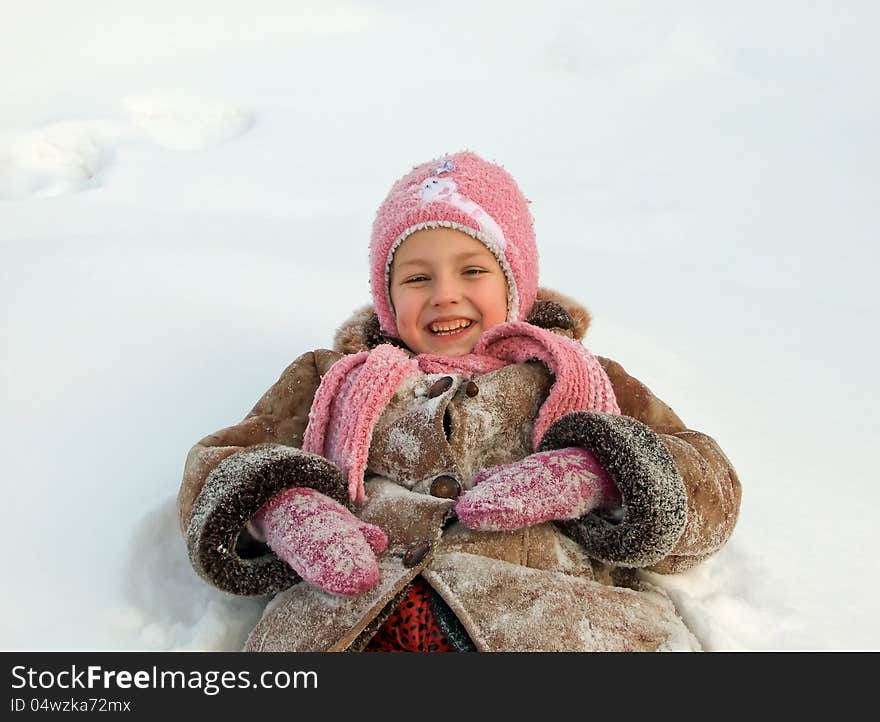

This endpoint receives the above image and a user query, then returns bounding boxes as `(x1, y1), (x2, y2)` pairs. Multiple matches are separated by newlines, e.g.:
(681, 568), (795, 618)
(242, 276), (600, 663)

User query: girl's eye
(464, 268), (485, 276)
(404, 275), (428, 283)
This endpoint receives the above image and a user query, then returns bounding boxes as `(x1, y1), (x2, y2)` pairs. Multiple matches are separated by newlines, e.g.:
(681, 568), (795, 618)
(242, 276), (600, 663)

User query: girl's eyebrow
(396, 251), (488, 269)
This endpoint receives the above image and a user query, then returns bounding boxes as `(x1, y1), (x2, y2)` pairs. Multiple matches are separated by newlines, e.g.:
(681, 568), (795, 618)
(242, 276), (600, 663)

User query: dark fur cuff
(538, 412), (687, 567)
(186, 444), (349, 596)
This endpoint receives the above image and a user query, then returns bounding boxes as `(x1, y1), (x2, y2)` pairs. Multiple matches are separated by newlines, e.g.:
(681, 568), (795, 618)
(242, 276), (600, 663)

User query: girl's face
(389, 227), (508, 356)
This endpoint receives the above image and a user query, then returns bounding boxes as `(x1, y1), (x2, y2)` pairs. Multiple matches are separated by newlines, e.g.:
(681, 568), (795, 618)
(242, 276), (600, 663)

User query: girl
(178, 151), (741, 651)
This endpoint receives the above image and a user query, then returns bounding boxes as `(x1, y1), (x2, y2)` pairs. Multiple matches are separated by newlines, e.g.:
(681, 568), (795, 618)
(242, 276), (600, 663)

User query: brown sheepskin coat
(178, 288), (741, 652)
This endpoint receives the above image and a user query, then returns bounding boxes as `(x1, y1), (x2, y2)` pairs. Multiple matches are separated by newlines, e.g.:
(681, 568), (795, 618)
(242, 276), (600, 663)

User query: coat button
(465, 381), (479, 397)
(427, 376), (454, 398)
(403, 541), (431, 567)
(430, 475), (461, 499)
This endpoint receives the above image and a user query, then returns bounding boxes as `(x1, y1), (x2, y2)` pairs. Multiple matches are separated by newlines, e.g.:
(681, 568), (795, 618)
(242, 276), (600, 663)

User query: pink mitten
(252, 487), (388, 596)
(455, 447), (622, 531)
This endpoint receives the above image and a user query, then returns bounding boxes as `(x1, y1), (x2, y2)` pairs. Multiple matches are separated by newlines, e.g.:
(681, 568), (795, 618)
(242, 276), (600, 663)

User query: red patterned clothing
(364, 577), (455, 652)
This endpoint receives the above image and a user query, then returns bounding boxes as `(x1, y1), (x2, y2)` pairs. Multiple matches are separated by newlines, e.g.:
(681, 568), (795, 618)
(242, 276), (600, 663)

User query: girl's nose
(430, 274), (462, 306)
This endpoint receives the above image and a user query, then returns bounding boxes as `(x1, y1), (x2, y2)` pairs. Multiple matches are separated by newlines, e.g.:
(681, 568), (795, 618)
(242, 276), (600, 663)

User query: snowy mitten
(252, 487), (388, 596)
(455, 447), (622, 531)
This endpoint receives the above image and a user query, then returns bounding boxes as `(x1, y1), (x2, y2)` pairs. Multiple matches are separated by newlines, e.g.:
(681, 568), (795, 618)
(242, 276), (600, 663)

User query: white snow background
(2, 1), (877, 651)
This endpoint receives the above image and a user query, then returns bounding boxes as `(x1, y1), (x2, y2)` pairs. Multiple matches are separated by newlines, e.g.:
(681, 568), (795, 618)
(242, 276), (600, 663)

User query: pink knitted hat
(369, 151), (539, 339)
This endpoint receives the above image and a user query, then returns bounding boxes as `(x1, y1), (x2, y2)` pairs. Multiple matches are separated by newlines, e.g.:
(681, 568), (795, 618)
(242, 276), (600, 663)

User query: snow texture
(0, 121), (122, 200)
(122, 93), (253, 151)
(0, 94), (250, 200)
(2, 0), (878, 650)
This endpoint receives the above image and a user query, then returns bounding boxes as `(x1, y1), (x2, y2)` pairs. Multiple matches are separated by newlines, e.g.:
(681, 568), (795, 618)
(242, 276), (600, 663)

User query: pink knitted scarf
(302, 321), (619, 504)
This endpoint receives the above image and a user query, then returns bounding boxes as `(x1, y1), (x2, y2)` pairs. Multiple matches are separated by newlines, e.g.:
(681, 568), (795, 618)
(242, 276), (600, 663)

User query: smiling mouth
(428, 319), (474, 336)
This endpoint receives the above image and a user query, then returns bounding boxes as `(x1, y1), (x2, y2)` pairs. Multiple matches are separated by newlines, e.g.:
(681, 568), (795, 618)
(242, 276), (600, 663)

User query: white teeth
(430, 319), (473, 334)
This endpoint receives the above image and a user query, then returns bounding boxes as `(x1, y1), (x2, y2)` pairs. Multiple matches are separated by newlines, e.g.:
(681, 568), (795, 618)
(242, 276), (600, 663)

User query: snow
(122, 93), (254, 151)
(2, 0), (878, 650)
